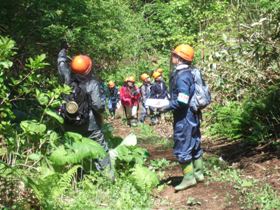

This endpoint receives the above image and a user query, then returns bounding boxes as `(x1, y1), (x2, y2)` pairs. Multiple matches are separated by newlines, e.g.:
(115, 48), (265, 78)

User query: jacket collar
(175, 64), (189, 71)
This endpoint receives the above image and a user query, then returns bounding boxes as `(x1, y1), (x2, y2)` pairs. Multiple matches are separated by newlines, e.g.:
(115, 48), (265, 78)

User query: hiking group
(57, 42), (210, 191)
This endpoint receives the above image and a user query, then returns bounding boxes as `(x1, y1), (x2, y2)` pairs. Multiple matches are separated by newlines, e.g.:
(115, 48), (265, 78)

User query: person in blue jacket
(149, 71), (168, 125)
(159, 44), (204, 191)
(107, 81), (119, 118)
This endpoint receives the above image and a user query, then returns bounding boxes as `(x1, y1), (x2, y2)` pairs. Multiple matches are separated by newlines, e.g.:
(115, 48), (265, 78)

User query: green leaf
(50, 146), (68, 166)
(28, 153), (42, 161)
(25, 54), (49, 70)
(45, 109), (64, 124)
(20, 120), (46, 135)
(50, 137), (106, 166)
(49, 131), (59, 144)
(64, 132), (83, 141)
(36, 90), (49, 105)
(0, 61), (13, 69)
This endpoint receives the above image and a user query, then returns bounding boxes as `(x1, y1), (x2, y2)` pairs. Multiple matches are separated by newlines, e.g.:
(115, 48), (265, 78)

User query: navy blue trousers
(173, 110), (203, 163)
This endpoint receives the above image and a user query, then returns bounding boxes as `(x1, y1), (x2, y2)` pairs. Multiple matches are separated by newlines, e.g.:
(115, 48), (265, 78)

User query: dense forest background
(0, 0), (279, 209)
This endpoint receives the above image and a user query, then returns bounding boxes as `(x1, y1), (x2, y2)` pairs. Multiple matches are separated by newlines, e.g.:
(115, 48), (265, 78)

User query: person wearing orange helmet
(156, 68), (163, 75)
(58, 54), (114, 180)
(107, 81), (119, 118)
(157, 44), (204, 191)
(139, 73), (151, 123)
(119, 76), (140, 126)
(149, 70), (168, 125)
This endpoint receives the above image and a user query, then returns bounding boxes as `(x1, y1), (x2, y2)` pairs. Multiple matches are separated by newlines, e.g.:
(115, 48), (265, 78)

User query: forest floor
(109, 113), (280, 210)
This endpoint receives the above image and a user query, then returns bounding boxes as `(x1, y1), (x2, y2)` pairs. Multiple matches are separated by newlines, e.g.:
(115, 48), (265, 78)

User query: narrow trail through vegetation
(1, 1), (280, 209)
(111, 117), (280, 210)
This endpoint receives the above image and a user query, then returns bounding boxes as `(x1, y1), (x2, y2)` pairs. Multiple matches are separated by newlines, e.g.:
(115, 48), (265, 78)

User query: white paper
(145, 98), (170, 108)
(132, 106), (138, 116)
(116, 101), (121, 109)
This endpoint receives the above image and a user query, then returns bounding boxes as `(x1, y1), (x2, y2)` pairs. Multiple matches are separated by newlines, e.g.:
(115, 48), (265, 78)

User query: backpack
(176, 67), (211, 112)
(59, 80), (91, 125)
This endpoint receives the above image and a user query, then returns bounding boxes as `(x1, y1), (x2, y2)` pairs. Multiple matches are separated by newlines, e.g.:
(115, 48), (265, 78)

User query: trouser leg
(131, 105), (138, 126)
(87, 129), (109, 152)
(111, 102), (117, 118)
(140, 103), (147, 123)
(124, 105), (133, 126)
(173, 118), (203, 163)
(150, 108), (159, 125)
(87, 129), (114, 180)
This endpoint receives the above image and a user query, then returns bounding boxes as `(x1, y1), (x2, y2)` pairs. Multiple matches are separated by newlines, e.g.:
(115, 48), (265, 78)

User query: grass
(60, 172), (152, 210)
(134, 123), (173, 149)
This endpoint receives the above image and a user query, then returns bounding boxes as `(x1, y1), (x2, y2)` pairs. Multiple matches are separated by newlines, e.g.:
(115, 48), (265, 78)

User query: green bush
(207, 83), (280, 143)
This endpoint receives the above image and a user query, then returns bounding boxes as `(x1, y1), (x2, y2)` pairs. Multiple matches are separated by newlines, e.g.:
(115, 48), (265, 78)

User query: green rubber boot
(175, 162), (197, 191)
(193, 157), (204, 182)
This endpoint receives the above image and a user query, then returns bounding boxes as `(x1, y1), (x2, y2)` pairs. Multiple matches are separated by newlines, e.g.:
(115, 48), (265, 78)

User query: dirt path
(110, 118), (280, 210)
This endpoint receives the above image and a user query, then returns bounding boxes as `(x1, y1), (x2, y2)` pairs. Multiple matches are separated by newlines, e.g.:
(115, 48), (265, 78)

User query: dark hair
(177, 55), (192, 65)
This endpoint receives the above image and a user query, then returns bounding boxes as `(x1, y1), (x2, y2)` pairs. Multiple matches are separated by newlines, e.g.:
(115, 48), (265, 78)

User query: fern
(50, 137), (106, 166)
(51, 165), (81, 200)
(116, 145), (148, 165)
(27, 166), (81, 208)
(130, 164), (159, 192)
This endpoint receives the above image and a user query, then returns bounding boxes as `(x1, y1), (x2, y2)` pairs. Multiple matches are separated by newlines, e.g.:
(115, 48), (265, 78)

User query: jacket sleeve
(169, 73), (192, 110)
(140, 85), (147, 101)
(88, 80), (105, 112)
(57, 49), (71, 84)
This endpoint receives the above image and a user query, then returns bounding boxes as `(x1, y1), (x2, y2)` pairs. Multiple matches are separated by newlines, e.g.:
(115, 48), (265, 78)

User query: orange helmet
(152, 71), (161, 79)
(156, 68), (163, 74)
(108, 81), (115, 88)
(127, 76), (135, 83)
(71, 55), (92, 74)
(172, 44), (194, 62)
(140, 73), (149, 81)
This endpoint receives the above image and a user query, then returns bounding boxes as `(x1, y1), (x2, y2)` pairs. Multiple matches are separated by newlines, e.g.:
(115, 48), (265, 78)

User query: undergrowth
(206, 83), (280, 146)
(205, 155), (280, 210)
(136, 123), (173, 149)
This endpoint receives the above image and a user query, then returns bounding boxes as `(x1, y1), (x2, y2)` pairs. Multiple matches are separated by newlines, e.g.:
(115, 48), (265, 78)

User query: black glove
(158, 105), (171, 113)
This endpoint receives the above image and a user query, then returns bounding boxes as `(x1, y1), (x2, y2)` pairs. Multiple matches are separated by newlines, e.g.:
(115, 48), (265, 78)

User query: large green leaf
(20, 120), (46, 135)
(45, 109), (64, 124)
(50, 146), (68, 166)
(28, 153), (42, 161)
(50, 137), (106, 166)
(64, 132), (83, 141)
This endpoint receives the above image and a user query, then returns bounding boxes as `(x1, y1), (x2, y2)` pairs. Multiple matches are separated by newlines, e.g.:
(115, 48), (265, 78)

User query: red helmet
(71, 55), (92, 75)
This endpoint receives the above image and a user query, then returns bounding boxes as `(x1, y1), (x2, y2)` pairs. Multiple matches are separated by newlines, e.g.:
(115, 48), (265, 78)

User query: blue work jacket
(169, 64), (196, 122)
